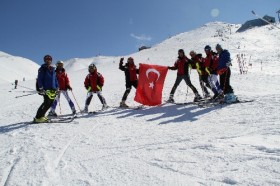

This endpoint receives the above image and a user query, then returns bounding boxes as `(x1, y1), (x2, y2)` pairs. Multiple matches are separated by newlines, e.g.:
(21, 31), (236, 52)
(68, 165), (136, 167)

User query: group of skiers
(33, 44), (236, 123)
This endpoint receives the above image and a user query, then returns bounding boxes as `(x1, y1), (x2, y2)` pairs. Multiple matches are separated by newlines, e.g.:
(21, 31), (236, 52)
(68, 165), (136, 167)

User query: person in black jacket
(119, 57), (139, 107)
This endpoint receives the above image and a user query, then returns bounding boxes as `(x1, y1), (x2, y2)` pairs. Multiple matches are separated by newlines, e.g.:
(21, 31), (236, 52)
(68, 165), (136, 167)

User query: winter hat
(178, 49), (185, 54)
(216, 44), (222, 50)
(44, 55), (52, 62)
(204, 45), (211, 51)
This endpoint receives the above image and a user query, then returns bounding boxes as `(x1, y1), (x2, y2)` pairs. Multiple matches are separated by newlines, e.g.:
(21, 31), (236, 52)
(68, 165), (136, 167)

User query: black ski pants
(122, 80), (138, 101)
(220, 68), (234, 94)
(170, 74), (198, 96)
(35, 95), (54, 118)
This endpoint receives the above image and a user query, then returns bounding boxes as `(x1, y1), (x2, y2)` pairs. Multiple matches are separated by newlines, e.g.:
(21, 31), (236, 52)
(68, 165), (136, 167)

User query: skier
(189, 50), (211, 98)
(119, 57), (139, 108)
(216, 44), (237, 103)
(167, 49), (202, 103)
(48, 60), (76, 117)
(33, 55), (59, 123)
(14, 79), (18, 89)
(203, 45), (224, 100)
(83, 63), (108, 112)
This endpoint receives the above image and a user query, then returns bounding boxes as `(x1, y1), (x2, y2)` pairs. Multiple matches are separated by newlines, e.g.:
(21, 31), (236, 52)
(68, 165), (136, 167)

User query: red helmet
(44, 55), (52, 62)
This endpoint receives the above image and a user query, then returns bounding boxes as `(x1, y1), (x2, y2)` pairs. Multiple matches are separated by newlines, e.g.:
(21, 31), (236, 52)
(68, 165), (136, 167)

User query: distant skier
(189, 50), (211, 98)
(203, 45), (224, 100)
(33, 55), (58, 123)
(119, 57), (139, 108)
(216, 44), (237, 103)
(167, 49), (202, 103)
(48, 60), (76, 117)
(83, 63), (108, 112)
(14, 79), (18, 89)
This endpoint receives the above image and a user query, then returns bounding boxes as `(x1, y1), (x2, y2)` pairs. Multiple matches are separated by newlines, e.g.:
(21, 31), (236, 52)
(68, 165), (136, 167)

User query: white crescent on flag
(146, 68), (160, 81)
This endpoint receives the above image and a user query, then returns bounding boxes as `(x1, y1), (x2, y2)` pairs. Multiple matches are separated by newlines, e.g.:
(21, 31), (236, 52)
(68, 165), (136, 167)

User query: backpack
(36, 66), (47, 91)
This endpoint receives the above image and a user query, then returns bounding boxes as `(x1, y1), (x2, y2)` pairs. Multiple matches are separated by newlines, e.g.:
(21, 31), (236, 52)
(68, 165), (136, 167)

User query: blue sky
(0, 0), (279, 64)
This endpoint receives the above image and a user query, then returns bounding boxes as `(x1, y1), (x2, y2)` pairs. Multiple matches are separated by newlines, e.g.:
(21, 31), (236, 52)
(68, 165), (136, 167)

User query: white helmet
(56, 60), (64, 65)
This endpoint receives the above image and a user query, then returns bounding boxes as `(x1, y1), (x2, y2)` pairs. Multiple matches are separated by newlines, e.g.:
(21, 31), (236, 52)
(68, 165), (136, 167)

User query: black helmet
(44, 55), (52, 62)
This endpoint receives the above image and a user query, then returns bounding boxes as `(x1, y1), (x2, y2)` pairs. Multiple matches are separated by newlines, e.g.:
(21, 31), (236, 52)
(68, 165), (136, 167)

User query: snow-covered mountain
(0, 22), (280, 185)
(0, 51), (39, 84)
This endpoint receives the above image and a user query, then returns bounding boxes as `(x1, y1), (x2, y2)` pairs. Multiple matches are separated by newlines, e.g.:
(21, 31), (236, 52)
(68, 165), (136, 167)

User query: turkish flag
(134, 63), (168, 106)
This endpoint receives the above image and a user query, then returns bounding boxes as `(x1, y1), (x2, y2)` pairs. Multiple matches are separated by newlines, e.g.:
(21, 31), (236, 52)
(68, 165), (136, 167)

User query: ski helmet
(88, 63), (96, 70)
(44, 55), (52, 62)
(204, 45), (211, 51)
(56, 60), (63, 64)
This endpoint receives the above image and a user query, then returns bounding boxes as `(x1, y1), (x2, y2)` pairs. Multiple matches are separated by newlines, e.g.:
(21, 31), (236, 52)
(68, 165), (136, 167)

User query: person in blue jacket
(34, 55), (59, 123)
(216, 44), (237, 103)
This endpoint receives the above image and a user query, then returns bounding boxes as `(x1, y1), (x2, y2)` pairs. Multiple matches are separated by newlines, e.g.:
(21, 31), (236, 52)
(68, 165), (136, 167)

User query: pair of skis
(167, 97), (254, 108)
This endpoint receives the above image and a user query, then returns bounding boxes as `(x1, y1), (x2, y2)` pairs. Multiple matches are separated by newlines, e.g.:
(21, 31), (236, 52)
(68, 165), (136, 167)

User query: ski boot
(71, 107), (76, 115)
(204, 93), (211, 99)
(102, 104), (109, 110)
(48, 110), (58, 117)
(82, 106), (88, 113)
(224, 93), (237, 103)
(166, 95), (175, 103)
(33, 117), (48, 123)
(120, 101), (129, 108)
(193, 93), (202, 102)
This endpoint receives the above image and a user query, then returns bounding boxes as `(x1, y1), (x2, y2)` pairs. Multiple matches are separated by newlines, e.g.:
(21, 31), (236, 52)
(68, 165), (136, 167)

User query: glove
(38, 87), (45, 95)
(168, 66), (172, 70)
(226, 62), (232, 67)
(120, 58), (124, 65)
(67, 85), (72, 91)
(217, 68), (228, 75)
(86, 86), (92, 92)
(96, 85), (102, 91)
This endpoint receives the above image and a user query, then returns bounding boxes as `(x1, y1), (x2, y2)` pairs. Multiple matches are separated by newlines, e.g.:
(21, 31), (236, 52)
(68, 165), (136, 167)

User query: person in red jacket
(48, 60), (76, 116)
(189, 50), (211, 98)
(167, 49), (202, 103)
(203, 45), (223, 100)
(83, 63), (108, 112)
(119, 57), (139, 107)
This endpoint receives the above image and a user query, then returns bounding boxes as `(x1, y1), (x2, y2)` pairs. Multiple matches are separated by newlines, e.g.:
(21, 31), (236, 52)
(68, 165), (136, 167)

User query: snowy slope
(0, 22), (280, 186)
(0, 51), (39, 84)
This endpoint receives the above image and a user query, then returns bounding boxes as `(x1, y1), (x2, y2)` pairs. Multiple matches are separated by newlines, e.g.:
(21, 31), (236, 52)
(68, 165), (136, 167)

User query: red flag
(134, 63), (168, 106)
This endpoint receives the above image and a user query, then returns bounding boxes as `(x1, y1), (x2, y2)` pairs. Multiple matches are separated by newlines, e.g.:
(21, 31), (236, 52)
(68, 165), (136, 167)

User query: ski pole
(59, 97), (62, 115)
(14, 84), (36, 91)
(70, 90), (82, 113)
(15, 92), (37, 98)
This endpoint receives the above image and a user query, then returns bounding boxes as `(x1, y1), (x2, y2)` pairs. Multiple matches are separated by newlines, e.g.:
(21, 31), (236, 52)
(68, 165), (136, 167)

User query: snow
(0, 22), (280, 185)
(0, 51), (39, 84)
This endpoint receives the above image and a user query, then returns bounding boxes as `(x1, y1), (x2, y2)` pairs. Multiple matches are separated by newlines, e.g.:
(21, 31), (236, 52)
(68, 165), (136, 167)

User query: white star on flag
(149, 82), (155, 89)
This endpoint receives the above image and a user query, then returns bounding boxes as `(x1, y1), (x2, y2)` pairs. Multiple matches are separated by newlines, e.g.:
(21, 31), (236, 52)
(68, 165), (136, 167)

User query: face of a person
(56, 63), (63, 69)
(190, 52), (196, 58)
(44, 59), (52, 66)
(216, 48), (222, 54)
(205, 49), (210, 55)
(88, 66), (96, 73)
(128, 59), (134, 64)
(178, 52), (184, 57)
